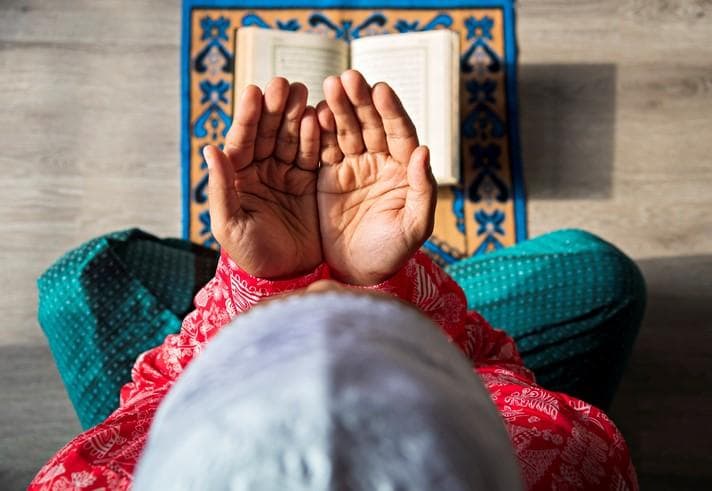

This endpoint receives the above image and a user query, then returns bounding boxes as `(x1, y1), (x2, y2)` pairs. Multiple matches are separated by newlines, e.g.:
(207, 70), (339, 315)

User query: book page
(236, 27), (349, 107)
(354, 47), (429, 142)
(351, 30), (459, 184)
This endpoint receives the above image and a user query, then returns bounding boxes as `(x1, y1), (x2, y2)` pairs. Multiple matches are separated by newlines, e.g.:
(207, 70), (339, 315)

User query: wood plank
(0, 345), (80, 490)
(611, 255), (712, 489)
(517, 0), (712, 62)
(0, 0), (711, 488)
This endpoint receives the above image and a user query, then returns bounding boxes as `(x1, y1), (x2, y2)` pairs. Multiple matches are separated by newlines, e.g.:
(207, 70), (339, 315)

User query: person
(30, 70), (639, 490)
(131, 284), (526, 490)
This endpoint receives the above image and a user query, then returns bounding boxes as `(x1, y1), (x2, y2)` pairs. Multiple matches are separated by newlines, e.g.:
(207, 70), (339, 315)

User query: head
(133, 287), (522, 490)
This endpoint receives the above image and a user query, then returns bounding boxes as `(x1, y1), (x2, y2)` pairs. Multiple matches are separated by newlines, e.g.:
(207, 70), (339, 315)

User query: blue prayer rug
(181, 0), (527, 267)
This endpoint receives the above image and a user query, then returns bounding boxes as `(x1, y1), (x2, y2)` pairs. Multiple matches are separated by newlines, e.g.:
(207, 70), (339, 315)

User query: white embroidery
(196, 287), (209, 307)
(71, 471), (97, 488)
(517, 447), (560, 486)
(229, 275), (262, 312)
(412, 262), (444, 312)
(505, 387), (560, 420)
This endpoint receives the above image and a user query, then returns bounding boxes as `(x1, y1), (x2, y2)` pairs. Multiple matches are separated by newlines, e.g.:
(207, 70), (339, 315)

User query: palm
(205, 80), (322, 279)
(229, 156), (319, 278)
(318, 153), (408, 282)
(316, 72), (435, 285)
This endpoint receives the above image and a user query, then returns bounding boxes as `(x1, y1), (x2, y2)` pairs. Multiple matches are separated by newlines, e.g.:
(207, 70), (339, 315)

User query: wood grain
(1, 0), (711, 488)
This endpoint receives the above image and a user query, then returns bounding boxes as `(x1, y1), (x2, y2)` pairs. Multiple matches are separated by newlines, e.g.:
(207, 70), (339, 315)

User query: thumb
(404, 145), (436, 242)
(204, 144), (240, 233)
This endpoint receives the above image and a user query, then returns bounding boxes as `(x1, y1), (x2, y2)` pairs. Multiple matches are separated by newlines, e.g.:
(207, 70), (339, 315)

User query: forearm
(121, 249), (330, 404)
(363, 250), (530, 373)
(363, 250), (468, 342)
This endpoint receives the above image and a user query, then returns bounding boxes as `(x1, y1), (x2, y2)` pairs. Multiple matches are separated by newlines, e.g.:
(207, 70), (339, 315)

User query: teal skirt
(38, 228), (644, 429)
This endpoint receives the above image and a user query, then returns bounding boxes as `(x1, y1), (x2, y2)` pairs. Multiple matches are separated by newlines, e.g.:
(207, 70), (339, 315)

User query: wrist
(220, 244), (322, 281)
(328, 261), (405, 287)
(218, 249), (330, 307)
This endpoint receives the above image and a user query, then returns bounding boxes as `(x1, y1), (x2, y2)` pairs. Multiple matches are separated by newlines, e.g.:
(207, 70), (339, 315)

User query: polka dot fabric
(37, 229), (218, 429)
(446, 229), (646, 409)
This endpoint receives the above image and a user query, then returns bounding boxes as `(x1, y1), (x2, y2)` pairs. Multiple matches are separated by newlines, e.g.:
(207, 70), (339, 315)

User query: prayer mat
(181, 0), (527, 267)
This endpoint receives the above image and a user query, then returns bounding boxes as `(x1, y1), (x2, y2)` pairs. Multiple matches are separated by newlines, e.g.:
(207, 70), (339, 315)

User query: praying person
(31, 70), (639, 490)
(132, 284), (525, 490)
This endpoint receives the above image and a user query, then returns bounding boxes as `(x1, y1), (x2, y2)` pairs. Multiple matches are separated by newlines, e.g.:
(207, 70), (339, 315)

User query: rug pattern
(182, 0), (526, 267)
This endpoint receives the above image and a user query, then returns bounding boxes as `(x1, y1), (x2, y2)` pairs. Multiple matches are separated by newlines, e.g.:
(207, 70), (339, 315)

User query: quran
(235, 26), (461, 185)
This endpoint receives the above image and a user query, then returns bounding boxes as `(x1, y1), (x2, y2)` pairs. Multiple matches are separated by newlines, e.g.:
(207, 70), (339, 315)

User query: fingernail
(202, 146), (212, 169)
(421, 147), (432, 172)
(420, 145), (429, 159)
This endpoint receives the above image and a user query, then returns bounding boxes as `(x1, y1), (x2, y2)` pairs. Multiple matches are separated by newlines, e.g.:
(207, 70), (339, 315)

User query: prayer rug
(181, 0), (527, 267)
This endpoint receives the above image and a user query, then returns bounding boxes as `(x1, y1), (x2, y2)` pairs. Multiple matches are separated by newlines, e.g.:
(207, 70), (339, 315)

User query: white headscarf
(133, 292), (522, 491)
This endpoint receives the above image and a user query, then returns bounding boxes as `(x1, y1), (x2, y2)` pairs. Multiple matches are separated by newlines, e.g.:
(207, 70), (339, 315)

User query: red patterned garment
(31, 250), (638, 490)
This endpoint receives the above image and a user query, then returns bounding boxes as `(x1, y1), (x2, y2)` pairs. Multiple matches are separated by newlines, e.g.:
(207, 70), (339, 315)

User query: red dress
(31, 250), (638, 490)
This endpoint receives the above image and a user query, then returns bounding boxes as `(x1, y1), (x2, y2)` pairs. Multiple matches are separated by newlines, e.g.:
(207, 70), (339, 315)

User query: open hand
(316, 70), (436, 285)
(204, 78), (322, 279)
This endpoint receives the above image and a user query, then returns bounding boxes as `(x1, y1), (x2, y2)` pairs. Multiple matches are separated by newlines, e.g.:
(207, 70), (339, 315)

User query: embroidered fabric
(31, 250), (638, 491)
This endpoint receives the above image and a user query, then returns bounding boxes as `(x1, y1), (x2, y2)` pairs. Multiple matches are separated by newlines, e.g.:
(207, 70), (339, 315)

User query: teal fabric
(445, 229), (646, 410)
(37, 229), (219, 429)
(38, 228), (644, 428)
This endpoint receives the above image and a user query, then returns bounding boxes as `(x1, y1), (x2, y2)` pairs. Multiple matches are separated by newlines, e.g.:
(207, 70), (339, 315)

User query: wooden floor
(1, 0), (711, 488)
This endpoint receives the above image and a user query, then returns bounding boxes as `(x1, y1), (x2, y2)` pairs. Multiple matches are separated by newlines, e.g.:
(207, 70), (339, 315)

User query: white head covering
(133, 292), (522, 491)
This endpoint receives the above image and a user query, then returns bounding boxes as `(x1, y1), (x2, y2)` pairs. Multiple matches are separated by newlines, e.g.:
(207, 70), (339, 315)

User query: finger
(340, 69), (387, 153)
(323, 74), (365, 156)
(316, 100), (343, 165)
(296, 106), (320, 171)
(274, 82), (308, 163)
(404, 146), (436, 242)
(204, 144), (240, 235)
(225, 85), (263, 170)
(254, 77), (290, 160)
(372, 82), (419, 165)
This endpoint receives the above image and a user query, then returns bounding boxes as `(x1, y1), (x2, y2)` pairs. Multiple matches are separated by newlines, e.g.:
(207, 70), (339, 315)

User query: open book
(235, 27), (460, 185)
